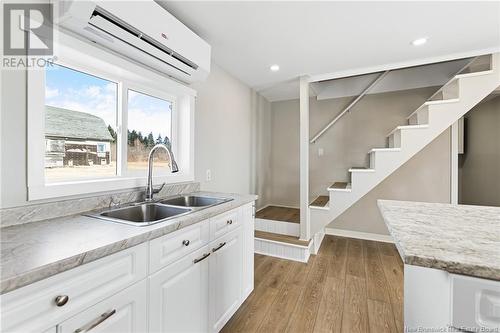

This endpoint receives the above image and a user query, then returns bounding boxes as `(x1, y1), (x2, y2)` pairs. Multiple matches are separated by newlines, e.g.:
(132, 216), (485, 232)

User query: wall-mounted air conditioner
(55, 0), (211, 83)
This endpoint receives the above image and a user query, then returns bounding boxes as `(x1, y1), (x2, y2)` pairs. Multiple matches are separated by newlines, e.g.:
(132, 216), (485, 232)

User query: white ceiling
(158, 1), (500, 101)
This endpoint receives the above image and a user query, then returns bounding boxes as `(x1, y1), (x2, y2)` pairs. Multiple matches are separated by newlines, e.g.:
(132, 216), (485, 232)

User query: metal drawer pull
(182, 239), (190, 246)
(193, 252), (210, 264)
(54, 295), (69, 307)
(227, 219), (233, 225)
(212, 242), (226, 253)
(74, 309), (116, 333)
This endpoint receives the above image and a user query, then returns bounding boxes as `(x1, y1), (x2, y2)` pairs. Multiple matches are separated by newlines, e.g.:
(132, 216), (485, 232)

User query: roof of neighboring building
(45, 106), (113, 142)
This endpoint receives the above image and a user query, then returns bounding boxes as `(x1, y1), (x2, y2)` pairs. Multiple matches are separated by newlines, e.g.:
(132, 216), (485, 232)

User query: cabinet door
(149, 245), (210, 333)
(241, 203), (255, 300)
(209, 228), (243, 333)
(58, 279), (147, 333)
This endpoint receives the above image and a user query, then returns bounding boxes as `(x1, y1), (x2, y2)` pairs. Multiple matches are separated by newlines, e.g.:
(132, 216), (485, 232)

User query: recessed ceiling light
(270, 64), (280, 72)
(411, 37), (428, 46)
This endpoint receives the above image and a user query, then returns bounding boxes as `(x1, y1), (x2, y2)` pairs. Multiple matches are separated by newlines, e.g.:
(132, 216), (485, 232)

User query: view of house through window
(44, 64), (174, 183)
(44, 64), (118, 183)
(127, 90), (173, 175)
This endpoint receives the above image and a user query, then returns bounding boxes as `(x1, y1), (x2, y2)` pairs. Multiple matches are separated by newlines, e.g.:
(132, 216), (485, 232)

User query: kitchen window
(27, 32), (195, 200)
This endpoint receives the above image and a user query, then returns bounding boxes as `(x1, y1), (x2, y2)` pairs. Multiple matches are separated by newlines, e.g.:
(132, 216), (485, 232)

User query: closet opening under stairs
(255, 53), (500, 263)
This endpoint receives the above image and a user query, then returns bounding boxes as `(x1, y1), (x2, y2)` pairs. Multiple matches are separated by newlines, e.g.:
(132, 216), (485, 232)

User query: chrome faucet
(145, 144), (179, 201)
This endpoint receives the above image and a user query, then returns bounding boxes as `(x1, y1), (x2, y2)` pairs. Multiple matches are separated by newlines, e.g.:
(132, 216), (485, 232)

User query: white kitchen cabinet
(149, 245), (211, 333)
(58, 279), (148, 333)
(208, 227), (243, 333)
(1, 202), (256, 333)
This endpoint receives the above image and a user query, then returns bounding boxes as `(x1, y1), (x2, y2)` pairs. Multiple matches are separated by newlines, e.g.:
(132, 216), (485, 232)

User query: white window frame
(124, 85), (178, 178)
(27, 30), (195, 200)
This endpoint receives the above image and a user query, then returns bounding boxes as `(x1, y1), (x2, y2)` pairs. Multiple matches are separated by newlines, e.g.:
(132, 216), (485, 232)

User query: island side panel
(404, 264), (451, 330)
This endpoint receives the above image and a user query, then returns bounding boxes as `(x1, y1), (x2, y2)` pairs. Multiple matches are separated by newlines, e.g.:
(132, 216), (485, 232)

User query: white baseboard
(325, 227), (394, 243)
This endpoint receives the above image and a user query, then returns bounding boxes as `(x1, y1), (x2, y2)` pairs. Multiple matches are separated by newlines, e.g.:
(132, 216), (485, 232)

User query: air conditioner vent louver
(91, 6), (198, 70)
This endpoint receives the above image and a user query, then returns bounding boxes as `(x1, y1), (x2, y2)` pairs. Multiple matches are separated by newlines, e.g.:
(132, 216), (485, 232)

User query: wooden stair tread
(254, 230), (310, 246)
(310, 195), (329, 207)
(349, 167), (375, 172)
(330, 182), (348, 189)
(255, 206), (300, 224)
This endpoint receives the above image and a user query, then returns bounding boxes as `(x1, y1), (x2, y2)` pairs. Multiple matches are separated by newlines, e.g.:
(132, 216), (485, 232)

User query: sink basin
(90, 203), (192, 226)
(159, 195), (231, 208)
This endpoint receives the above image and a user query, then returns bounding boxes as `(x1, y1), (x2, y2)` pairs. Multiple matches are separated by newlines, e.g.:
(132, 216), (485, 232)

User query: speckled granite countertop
(0, 191), (257, 294)
(378, 200), (500, 281)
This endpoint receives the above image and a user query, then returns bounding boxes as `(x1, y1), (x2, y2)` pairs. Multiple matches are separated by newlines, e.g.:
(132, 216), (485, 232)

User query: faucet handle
(153, 182), (166, 194)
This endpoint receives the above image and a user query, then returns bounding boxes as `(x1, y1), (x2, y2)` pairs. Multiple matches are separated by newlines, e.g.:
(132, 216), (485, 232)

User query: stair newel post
(299, 75), (311, 241)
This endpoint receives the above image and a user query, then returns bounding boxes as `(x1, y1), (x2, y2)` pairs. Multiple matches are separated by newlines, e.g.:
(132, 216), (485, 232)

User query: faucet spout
(145, 143), (178, 201)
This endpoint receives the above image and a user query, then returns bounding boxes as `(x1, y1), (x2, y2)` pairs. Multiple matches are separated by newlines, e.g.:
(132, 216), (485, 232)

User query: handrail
(310, 70), (390, 143)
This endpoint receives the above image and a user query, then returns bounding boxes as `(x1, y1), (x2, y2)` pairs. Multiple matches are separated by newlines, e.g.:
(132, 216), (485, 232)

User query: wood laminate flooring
(255, 206), (300, 224)
(221, 235), (404, 333)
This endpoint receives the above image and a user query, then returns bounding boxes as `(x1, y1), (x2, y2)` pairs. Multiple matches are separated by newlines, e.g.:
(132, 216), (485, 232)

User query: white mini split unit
(55, 0), (211, 83)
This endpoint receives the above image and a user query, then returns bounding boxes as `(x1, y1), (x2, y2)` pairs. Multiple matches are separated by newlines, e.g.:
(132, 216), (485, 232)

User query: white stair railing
(310, 70), (390, 144)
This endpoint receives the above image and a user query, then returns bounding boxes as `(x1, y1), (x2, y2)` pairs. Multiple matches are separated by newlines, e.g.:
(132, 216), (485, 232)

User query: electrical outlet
(206, 169), (212, 182)
(318, 148), (324, 157)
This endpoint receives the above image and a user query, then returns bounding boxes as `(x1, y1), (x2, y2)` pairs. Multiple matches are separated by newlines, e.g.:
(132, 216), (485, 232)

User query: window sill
(28, 172), (194, 201)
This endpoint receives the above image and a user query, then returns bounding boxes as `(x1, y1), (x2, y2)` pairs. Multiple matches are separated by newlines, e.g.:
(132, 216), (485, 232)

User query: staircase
(309, 53), (500, 236)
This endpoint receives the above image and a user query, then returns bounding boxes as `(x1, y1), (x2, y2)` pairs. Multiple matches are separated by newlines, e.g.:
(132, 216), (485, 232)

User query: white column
(299, 76), (310, 240)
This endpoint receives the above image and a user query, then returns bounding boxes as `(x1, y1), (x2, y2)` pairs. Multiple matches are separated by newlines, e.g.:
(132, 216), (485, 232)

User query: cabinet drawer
(150, 219), (209, 274)
(58, 279), (147, 333)
(1, 243), (148, 333)
(451, 274), (500, 330)
(210, 208), (240, 240)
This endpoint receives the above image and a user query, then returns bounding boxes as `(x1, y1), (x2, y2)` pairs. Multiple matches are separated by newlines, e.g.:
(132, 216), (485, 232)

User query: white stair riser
(254, 218), (300, 237)
(350, 171), (377, 190)
(370, 150), (403, 171)
(254, 238), (311, 262)
(328, 190), (351, 208)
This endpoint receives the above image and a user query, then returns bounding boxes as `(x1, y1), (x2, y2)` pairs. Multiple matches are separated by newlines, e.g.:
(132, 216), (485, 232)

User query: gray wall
(459, 95), (500, 206)
(192, 63), (270, 197)
(267, 87), (452, 235)
(0, 63), (269, 209)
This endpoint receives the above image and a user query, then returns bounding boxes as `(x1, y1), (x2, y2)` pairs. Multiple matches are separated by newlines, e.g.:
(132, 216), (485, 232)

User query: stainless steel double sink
(86, 195), (232, 226)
